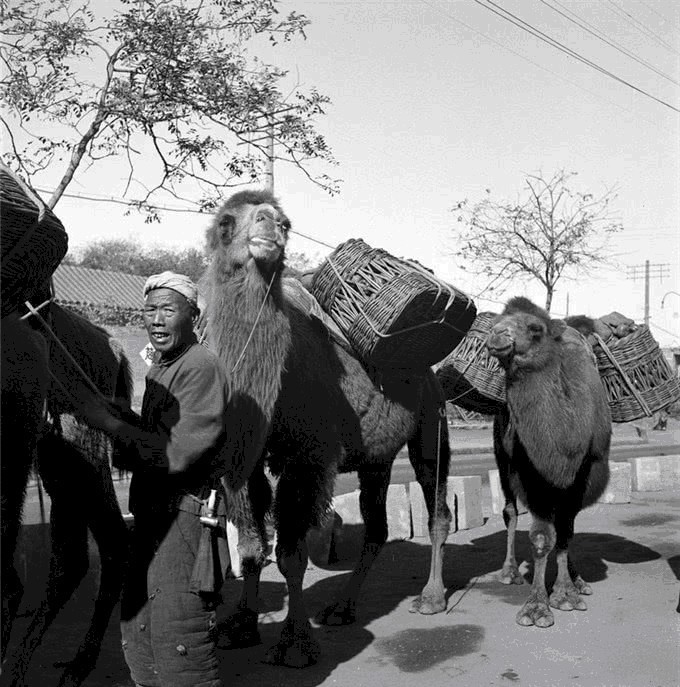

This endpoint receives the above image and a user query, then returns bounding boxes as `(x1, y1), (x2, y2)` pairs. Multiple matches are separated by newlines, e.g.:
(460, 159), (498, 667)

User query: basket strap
(325, 254), (475, 339)
(593, 333), (652, 418)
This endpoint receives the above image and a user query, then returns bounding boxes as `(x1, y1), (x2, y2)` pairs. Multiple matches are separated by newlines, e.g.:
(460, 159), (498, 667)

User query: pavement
(6, 420), (680, 687)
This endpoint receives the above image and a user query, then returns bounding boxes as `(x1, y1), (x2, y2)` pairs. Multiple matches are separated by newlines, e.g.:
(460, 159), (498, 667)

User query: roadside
(10, 489), (679, 687)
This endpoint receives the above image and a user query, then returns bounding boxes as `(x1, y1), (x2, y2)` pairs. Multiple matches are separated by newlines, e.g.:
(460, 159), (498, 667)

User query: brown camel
(1, 303), (133, 687)
(486, 297), (611, 628)
(201, 189), (452, 667)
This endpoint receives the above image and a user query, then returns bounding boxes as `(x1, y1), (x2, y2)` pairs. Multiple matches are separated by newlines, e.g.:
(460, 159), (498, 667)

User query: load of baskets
(437, 309), (680, 423)
(309, 238), (477, 372)
(1, 162), (68, 317)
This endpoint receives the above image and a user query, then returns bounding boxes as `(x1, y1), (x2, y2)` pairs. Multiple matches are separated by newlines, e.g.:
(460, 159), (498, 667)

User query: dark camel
(1, 304), (133, 687)
(486, 297), (611, 628)
(202, 189), (452, 667)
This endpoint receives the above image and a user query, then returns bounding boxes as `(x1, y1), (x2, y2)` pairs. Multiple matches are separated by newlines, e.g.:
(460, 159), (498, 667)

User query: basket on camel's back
(0, 161), (69, 317)
(308, 238), (477, 374)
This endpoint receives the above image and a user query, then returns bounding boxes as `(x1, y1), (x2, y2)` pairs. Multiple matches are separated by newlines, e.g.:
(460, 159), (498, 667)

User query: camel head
(206, 189), (291, 279)
(486, 296), (566, 372)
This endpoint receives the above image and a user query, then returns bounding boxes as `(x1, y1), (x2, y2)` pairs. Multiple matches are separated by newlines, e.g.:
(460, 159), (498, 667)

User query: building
(51, 263), (146, 325)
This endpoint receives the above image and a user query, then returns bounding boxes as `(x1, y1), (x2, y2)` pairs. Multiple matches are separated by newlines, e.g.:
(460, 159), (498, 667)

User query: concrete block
(488, 469), (528, 516)
(332, 490), (362, 524)
(629, 457), (662, 491)
(598, 461), (631, 504)
(409, 481), (458, 539)
(409, 481), (428, 538)
(226, 520), (241, 578)
(629, 455), (680, 491)
(306, 510), (338, 566)
(386, 483), (411, 540)
(331, 491), (365, 561)
(659, 455), (680, 488)
(448, 475), (484, 530)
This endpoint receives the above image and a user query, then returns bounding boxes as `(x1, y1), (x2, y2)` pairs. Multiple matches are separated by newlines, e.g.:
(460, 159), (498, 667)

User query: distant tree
(452, 170), (623, 312)
(1, 0), (339, 216)
(76, 238), (208, 282)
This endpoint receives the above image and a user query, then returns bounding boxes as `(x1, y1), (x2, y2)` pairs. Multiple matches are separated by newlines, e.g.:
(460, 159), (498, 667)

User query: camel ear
(549, 318), (567, 339)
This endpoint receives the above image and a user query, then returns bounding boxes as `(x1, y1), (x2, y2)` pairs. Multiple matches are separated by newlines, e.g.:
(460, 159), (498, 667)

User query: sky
(13, 0), (680, 345)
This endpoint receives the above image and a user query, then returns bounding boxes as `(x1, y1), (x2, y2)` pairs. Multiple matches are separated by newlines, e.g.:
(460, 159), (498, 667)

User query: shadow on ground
(4, 519), (666, 687)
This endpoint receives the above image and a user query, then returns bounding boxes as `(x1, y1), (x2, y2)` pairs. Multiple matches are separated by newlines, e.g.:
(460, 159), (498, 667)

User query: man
(104, 271), (231, 687)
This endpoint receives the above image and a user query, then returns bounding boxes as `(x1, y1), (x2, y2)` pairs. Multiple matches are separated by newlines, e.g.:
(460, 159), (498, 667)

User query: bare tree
(0, 0), (340, 215)
(452, 170), (622, 312)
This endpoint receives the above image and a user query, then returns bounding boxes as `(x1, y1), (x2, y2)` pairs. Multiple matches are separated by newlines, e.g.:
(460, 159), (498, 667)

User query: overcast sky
(24, 0), (680, 345)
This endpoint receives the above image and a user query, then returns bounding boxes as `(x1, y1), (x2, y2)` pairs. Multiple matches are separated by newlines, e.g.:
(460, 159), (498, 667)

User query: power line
(540, 0), (679, 86)
(472, 0), (680, 113)
(35, 188), (204, 214)
(636, 0), (680, 30)
(606, 0), (680, 57)
(419, 0), (659, 125)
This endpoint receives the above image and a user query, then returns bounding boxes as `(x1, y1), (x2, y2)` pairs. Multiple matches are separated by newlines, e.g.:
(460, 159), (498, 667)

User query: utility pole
(626, 261), (671, 328)
(265, 118), (274, 193)
(239, 105), (297, 192)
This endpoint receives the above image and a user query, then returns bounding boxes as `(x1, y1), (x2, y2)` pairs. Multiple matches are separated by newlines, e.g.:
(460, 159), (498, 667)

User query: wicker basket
(436, 312), (506, 406)
(310, 239), (477, 371)
(593, 326), (680, 423)
(1, 163), (68, 317)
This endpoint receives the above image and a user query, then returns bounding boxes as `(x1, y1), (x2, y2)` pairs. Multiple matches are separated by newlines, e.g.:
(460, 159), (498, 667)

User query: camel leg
(218, 466), (271, 649)
(549, 511), (587, 612)
(499, 499), (524, 585)
(1, 462), (31, 661)
(407, 408), (452, 615)
(264, 468), (327, 667)
(3, 495), (90, 686)
(493, 412), (524, 585)
(316, 467), (392, 625)
(517, 515), (555, 628)
(53, 480), (129, 687)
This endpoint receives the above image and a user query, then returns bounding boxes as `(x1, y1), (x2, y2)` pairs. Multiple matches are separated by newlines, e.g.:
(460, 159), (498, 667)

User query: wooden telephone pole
(626, 261), (671, 327)
(241, 106), (297, 192)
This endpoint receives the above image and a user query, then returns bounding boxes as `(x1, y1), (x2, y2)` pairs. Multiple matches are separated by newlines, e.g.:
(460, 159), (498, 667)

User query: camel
(1, 303), (133, 687)
(485, 297), (611, 628)
(201, 189), (452, 667)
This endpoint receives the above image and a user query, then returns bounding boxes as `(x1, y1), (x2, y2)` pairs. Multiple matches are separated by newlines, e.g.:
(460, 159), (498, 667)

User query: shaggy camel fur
(202, 189), (452, 667)
(486, 297), (611, 628)
(1, 304), (132, 687)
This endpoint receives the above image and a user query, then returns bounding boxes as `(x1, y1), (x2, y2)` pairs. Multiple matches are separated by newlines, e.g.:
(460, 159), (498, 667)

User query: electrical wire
(539, 0), (679, 86)
(472, 0), (679, 113)
(606, 0), (680, 57)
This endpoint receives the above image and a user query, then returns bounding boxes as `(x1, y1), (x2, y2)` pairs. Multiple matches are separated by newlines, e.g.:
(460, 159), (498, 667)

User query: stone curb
(225, 455), (680, 575)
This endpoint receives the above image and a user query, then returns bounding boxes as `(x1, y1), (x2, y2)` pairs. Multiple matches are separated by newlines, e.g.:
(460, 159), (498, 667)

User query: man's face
(143, 288), (196, 356)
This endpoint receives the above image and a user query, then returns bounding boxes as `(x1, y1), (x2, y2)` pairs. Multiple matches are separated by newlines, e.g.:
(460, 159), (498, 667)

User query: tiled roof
(52, 264), (146, 309)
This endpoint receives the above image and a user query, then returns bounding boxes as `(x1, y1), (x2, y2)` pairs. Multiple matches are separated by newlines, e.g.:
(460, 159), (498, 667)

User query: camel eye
(529, 323), (543, 335)
(218, 214), (234, 241)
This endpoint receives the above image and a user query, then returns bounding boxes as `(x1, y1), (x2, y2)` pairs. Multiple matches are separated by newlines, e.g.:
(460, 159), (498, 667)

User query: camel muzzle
(486, 330), (514, 360)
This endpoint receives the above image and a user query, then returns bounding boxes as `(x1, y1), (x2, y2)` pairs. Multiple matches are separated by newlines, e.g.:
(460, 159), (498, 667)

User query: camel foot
(516, 592), (554, 628)
(498, 563), (525, 585)
(572, 574), (592, 596)
(550, 583), (587, 612)
(409, 587), (446, 615)
(216, 608), (261, 649)
(314, 600), (356, 626)
(262, 620), (320, 668)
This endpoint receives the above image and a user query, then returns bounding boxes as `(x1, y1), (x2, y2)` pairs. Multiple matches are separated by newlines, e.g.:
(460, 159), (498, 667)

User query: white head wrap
(143, 271), (199, 309)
